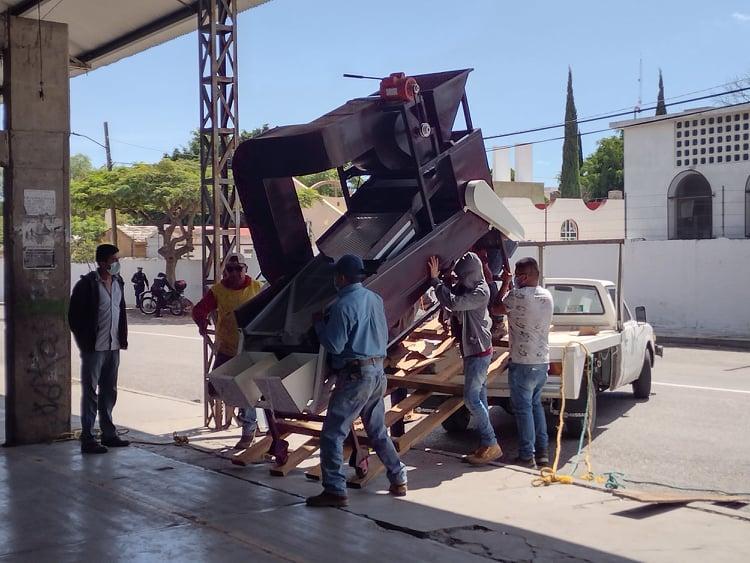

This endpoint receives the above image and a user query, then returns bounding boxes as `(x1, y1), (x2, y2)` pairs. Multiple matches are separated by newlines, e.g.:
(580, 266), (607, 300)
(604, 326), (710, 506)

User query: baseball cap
(225, 253), (246, 267)
(335, 254), (365, 279)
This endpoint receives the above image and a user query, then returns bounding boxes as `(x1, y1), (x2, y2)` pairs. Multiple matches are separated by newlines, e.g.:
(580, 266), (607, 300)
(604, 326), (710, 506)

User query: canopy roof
(3, 0), (269, 75)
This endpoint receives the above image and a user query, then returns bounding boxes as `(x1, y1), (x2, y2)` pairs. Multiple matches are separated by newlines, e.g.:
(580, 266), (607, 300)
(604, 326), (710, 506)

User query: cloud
(732, 12), (750, 22)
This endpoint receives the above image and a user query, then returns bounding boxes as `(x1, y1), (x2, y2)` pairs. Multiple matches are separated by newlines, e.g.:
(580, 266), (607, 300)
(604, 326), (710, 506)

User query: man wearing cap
(193, 253), (264, 449)
(131, 267), (149, 309)
(306, 254), (407, 507)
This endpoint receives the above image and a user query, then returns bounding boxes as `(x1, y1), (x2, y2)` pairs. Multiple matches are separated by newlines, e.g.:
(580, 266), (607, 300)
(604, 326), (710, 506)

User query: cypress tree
(578, 131), (584, 168)
(560, 67), (581, 198)
(656, 70), (667, 115)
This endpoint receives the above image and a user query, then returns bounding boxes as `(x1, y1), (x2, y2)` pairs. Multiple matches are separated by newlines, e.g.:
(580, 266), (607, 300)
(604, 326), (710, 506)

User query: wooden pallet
(231, 319), (509, 488)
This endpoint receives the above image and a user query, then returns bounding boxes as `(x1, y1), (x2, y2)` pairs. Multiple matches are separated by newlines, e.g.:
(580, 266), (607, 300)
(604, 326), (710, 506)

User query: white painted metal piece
(254, 353), (318, 413)
(207, 352), (278, 408)
(464, 180), (526, 240)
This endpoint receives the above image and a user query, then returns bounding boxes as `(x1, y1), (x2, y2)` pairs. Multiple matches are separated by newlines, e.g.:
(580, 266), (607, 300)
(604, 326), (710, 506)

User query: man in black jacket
(131, 267), (149, 309)
(68, 244), (130, 454)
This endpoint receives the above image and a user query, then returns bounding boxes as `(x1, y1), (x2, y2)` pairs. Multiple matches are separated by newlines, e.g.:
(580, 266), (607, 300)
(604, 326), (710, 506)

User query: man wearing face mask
(428, 252), (502, 465)
(192, 253), (264, 449)
(492, 257), (554, 468)
(68, 244), (129, 454)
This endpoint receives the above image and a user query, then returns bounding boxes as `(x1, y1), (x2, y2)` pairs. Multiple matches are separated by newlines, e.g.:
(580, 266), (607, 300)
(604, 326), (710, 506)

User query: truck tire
(632, 355), (652, 399)
(563, 375), (596, 439)
(441, 406), (470, 433)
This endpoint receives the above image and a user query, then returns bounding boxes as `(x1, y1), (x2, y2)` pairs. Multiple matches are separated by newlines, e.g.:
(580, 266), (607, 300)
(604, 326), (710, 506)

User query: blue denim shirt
(315, 283), (388, 369)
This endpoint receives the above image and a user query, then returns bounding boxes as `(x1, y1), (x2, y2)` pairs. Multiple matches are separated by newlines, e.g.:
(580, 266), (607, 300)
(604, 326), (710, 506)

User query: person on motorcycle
(152, 273), (172, 318)
(192, 253), (264, 449)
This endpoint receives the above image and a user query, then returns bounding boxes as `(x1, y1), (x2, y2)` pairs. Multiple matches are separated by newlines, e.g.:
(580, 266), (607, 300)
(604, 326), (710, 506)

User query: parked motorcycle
(139, 280), (192, 316)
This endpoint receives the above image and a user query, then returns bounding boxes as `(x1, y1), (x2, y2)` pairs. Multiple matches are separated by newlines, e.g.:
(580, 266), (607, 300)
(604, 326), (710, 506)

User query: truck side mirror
(635, 306), (647, 323)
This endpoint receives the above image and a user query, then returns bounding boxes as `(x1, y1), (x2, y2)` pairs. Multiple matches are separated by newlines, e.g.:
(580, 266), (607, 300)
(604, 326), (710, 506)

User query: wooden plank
(231, 433), (290, 466)
(612, 489), (750, 505)
(269, 438), (320, 477)
(347, 396), (465, 488)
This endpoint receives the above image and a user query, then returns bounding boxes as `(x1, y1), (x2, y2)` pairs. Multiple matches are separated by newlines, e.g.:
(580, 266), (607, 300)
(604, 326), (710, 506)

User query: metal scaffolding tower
(198, 0), (241, 428)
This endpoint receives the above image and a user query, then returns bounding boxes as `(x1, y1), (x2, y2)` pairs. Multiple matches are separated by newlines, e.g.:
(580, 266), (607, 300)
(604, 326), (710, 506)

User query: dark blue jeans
(509, 362), (549, 459)
(80, 350), (120, 442)
(320, 362), (406, 496)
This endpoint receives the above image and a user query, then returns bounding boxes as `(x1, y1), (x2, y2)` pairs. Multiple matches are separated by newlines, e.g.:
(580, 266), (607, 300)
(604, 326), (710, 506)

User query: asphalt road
(3, 311), (749, 495)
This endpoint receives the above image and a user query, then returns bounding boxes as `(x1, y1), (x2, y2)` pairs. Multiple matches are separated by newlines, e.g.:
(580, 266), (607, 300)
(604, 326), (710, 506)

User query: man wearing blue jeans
(493, 257), (554, 468)
(306, 254), (407, 508)
(429, 252), (502, 465)
(69, 244), (130, 454)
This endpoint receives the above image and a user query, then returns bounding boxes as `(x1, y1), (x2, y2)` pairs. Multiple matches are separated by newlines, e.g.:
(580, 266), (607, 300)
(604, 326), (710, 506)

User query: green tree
(296, 186), (323, 207)
(169, 124), (271, 161)
(559, 67), (581, 198)
(298, 169), (342, 196)
(655, 70), (667, 115)
(72, 159), (201, 282)
(71, 214), (107, 263)
(70, 153), (94, 181)
(580, 135), (624, 200)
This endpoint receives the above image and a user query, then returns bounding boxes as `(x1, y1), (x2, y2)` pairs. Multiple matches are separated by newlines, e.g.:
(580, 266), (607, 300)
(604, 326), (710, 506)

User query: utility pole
(103, 121), (117, 246)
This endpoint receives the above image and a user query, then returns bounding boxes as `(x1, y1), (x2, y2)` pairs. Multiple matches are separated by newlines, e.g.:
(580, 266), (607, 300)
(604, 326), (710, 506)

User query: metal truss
(198, 0), (241, 428)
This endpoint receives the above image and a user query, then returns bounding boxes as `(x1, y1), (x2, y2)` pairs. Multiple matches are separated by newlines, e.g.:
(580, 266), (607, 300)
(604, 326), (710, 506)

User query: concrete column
(3, 16), (71, 444)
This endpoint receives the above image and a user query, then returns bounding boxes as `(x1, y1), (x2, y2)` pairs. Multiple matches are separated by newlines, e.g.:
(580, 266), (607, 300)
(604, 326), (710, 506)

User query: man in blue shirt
(306, 254), (407, 507)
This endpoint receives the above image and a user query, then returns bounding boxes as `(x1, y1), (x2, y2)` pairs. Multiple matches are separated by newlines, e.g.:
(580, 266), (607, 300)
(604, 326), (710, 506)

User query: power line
(483, 86), (750, 142)
(110, 138), (168, 153)
(485, 100), (750, 152)
(71, 131), (106, 149)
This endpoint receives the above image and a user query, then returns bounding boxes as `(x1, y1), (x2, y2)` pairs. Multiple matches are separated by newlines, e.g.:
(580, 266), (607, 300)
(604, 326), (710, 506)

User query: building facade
(612, 103), (750, 240)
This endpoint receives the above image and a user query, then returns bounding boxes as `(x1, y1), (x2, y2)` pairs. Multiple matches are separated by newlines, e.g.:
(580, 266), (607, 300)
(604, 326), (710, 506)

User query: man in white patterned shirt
(492, 257), (553, 468)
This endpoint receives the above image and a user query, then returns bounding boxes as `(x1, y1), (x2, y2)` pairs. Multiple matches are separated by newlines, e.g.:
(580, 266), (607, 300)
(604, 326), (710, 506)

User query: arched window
(560, 219), (579, 241)
(668, 171), (713, 240)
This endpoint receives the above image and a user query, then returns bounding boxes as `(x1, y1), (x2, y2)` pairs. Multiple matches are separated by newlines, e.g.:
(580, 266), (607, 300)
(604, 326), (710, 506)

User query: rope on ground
(533, 342), (594, 487)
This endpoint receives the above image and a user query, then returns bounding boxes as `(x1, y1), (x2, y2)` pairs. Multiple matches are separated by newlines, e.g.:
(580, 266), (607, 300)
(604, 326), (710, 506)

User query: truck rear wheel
(562, 375), (596, 439)
(632, 355), (652, 399)
(441, 406), (470, 433)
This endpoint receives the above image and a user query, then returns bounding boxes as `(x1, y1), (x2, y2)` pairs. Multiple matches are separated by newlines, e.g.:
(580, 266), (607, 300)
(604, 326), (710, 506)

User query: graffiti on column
(26, 328), (64, 416)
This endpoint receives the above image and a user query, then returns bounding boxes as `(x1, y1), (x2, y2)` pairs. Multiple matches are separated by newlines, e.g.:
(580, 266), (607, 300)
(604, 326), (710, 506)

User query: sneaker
(306, 491), (349, 508)
(535, 452), (550, 466)
(101, 436), (130, 448)
(466, 443), (503, 465)
(513, 455), (537, 469)
(81, 440), (108, 454)
(389, 483), (407, 497)
(233, 433), (255, 450)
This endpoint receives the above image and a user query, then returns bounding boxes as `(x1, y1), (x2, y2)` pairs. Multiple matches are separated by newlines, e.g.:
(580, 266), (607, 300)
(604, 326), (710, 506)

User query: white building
(611, 104), (750, 240)
(500, 197), (624, 242)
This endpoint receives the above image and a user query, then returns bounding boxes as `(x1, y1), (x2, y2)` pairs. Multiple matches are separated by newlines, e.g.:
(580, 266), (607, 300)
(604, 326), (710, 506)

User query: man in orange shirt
(193, 253), (264, 449)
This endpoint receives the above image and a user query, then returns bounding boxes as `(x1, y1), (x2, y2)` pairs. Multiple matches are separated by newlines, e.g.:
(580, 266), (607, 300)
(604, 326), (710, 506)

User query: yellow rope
(533, 342), (594, 487)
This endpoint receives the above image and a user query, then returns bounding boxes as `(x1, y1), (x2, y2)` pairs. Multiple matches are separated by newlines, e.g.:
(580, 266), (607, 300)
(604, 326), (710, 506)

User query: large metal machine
(210, 70), (524, 459)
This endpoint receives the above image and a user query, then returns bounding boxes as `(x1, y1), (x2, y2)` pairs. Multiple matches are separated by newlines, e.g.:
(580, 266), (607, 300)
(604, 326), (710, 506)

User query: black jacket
(68, 271), (128, 353)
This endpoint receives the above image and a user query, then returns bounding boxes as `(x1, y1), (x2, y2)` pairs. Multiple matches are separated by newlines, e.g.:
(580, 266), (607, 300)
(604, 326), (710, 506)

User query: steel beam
(198, 0), (241, 428)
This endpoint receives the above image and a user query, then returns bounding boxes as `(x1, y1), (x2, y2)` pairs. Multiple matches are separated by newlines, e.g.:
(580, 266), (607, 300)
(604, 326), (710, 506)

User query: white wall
(501, 197), (624, 242)
(507, 239), (750, 339)
(622, 109), (750, 241)
(1, 254), (263, 307)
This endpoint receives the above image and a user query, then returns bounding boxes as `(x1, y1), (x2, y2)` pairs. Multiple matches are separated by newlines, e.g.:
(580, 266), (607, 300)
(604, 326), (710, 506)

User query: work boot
(513, 455), (538, 469)
(101, 436), (130, 448)
(466, 443), (503, 465)
(234, 433), (255, 450)
(81, 440), (108, 454)
(535, 451), (550, 466)
(389, 483), (407, 497)
(306, 491), (349, 508)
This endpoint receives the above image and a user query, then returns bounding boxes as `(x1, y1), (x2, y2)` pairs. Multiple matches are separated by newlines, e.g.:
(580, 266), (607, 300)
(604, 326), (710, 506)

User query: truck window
(547, 284), (605, 315)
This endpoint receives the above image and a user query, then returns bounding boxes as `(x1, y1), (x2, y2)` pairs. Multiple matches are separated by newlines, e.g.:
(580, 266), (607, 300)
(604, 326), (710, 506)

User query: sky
(70, 0), (750, 186)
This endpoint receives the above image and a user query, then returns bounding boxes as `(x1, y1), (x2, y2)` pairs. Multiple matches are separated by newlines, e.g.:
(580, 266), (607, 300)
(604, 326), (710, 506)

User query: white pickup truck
(444, 278), (663, 437)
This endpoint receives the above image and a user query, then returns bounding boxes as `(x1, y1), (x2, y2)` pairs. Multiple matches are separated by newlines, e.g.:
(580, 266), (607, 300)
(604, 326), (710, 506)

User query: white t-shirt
(503, 285), (553, 364)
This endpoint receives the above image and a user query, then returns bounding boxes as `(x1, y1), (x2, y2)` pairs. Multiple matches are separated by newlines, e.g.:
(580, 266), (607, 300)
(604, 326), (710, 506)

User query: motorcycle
(139, 280), (193, 316)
